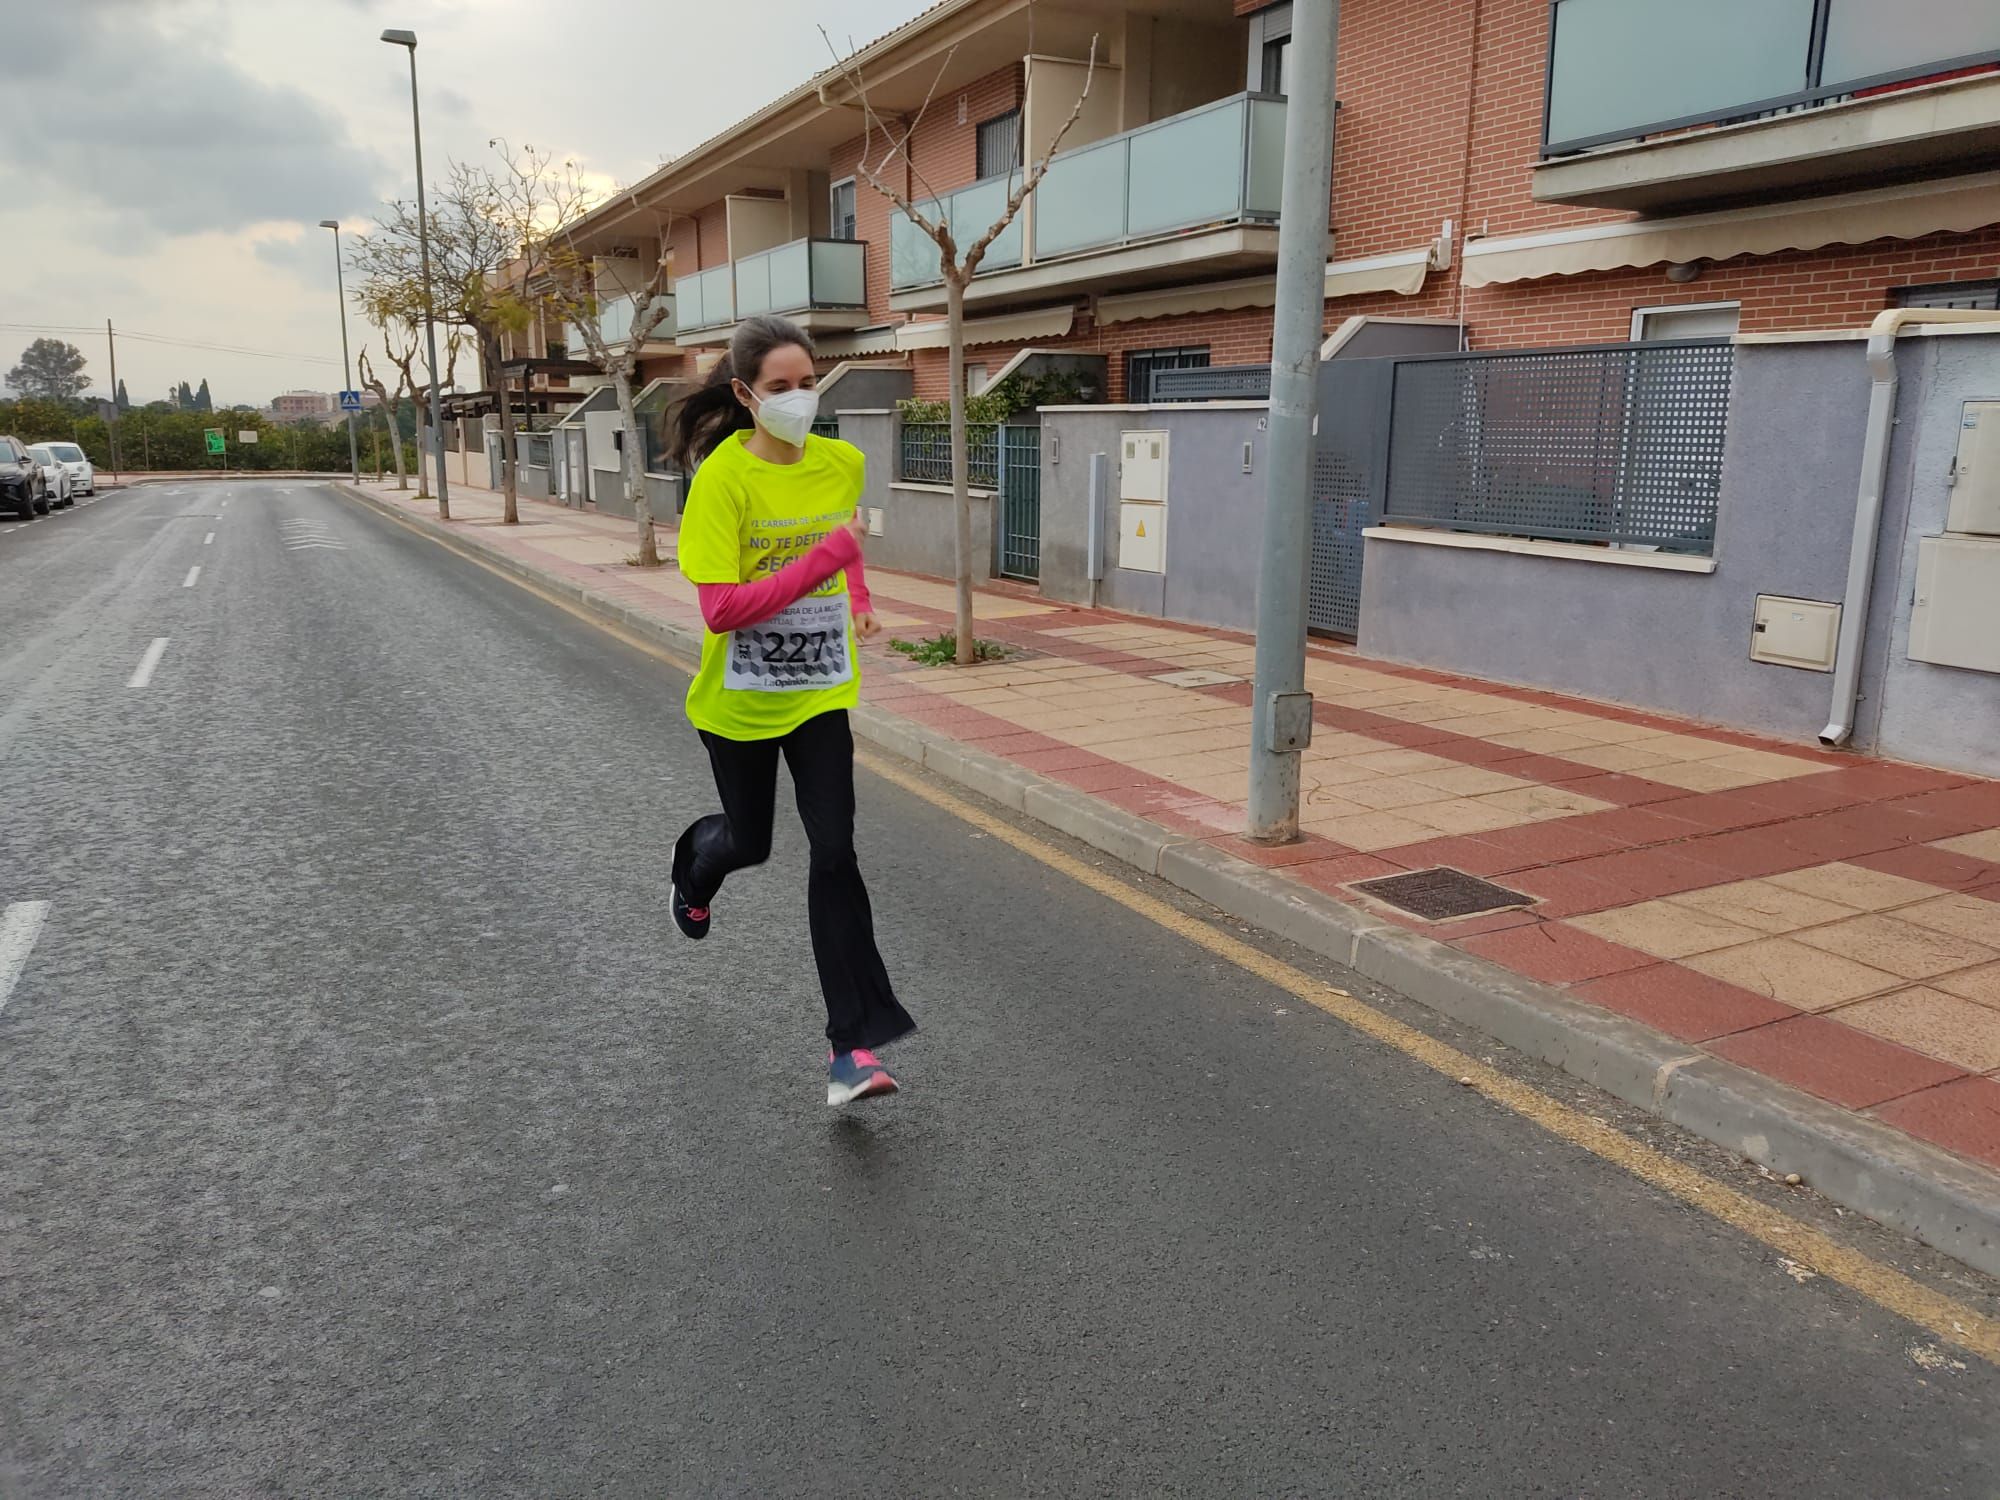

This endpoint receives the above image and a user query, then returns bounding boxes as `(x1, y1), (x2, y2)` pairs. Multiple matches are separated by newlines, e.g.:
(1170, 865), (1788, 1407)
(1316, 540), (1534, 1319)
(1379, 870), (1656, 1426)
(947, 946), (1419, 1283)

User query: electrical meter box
(1909, 533), (2000, 674)
(1947, 400), (2000, 536)
(1120, 430), (1169, 502)
(1119, 502), (1166, 573)
(1750, 595), (1841, 671)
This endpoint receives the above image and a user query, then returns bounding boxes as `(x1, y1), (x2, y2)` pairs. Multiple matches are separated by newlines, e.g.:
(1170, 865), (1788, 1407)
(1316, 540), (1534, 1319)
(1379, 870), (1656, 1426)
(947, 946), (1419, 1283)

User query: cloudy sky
(0, 0), (928, 408)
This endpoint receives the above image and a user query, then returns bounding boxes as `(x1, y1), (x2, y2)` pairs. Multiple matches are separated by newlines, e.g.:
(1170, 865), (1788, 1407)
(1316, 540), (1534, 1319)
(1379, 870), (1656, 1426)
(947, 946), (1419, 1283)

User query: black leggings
(673, 710), (915, 1054)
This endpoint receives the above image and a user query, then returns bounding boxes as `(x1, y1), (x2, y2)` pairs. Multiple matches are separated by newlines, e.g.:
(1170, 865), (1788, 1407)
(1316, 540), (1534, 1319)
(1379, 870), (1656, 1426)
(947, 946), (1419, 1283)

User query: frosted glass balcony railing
(889, 93), (1286, 289)
(891, 174), (1025, 289)
(1543, 0), (2000, 153)
(567, 293), (675, 357)
(732, 238), (868, 320)
(675, 265), (737, 334)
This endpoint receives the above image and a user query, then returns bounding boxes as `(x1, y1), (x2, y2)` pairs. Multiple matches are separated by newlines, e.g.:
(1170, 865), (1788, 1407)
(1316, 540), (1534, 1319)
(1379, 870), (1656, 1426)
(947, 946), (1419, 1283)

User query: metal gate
(998, 424), (1041, 581)
(1307, 360), (1395, 638)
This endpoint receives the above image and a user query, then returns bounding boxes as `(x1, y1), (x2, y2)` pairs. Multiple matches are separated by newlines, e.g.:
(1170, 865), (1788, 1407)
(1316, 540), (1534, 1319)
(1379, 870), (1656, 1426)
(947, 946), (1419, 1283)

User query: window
(1126, 346), (1211, 403)
(829, 178), (857, 242)
(976, 109), (1022, 180)
(1630, 302), (1740, 340)
(1895, 279), (2000, 311)
(965, 364), (990, 395)
(1260, 36), (1291, 95)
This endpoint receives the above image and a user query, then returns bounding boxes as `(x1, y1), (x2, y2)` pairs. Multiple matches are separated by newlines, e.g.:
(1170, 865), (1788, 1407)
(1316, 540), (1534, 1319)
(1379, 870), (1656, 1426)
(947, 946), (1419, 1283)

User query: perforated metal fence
(897, 421), (1000, 488)
(1309, 447), (1371, 637)
(1382, 341), (1734, 555)
(1151, 364), (1272, 403)
(809, 417), (841, 440)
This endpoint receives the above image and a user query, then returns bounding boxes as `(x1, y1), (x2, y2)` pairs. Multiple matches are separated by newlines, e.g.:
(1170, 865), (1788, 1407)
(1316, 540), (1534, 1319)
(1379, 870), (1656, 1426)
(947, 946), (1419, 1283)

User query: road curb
(333, 481), (2000, 1277)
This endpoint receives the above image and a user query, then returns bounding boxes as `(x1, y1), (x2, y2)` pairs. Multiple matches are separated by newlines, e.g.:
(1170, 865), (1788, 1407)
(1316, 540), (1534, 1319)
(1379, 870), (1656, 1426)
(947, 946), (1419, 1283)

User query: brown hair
(665, 314), (815, 469)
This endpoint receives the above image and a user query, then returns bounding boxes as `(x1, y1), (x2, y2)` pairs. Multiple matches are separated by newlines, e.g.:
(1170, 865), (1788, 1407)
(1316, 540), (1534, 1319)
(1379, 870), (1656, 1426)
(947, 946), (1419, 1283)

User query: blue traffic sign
(338, 390), (363, 411)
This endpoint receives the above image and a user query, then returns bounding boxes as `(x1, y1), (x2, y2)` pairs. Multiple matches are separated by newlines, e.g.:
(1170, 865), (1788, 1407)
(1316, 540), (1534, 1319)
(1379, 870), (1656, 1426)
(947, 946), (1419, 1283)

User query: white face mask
(743, 385), (820, 447)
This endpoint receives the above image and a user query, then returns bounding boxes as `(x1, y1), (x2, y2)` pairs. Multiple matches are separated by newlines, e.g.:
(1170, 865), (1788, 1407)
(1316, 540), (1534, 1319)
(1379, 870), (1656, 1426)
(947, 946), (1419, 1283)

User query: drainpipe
(1819, 307), (1996, 748)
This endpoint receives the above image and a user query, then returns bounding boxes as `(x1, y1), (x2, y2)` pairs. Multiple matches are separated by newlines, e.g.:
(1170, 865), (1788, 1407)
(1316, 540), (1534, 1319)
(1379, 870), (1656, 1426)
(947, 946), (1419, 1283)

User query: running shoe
(671, 882), (710, 941)
(826, 1049), (899, 1106)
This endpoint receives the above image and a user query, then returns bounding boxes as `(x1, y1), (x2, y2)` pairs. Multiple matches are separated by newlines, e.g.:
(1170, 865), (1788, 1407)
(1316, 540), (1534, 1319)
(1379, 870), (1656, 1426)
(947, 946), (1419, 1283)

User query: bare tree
(822, 30), (1097, 664)
(349, 162), (514, 522)
(547, 202), (680, 566)
(354, 347), (410, 491)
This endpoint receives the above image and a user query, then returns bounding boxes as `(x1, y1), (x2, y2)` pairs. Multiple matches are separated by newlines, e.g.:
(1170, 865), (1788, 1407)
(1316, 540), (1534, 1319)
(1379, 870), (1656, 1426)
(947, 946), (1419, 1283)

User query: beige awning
(894, 305), (1076, 350)
(1463, 171), (2000, 288)
(1092, 248), (1433, 326)
(813, 326), (901, 358)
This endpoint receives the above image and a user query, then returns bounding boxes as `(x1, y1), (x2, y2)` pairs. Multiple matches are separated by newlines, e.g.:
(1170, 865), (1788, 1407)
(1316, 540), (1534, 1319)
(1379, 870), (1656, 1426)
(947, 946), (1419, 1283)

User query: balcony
(566, 292), (677, 360)
(673, 238), (870, 344)
(890, 93), (1289, 314)
(1534, 0), (2000, 211)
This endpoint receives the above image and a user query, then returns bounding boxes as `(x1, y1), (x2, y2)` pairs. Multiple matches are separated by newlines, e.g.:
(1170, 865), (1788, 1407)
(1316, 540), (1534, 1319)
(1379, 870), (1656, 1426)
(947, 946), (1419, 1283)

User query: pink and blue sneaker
(827, 1049), (899, 1106)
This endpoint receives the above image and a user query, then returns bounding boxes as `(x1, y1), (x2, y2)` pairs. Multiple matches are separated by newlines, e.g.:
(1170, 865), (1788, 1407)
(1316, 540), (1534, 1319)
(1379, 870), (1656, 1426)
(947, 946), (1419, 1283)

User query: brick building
(562, 0), (1998, 403)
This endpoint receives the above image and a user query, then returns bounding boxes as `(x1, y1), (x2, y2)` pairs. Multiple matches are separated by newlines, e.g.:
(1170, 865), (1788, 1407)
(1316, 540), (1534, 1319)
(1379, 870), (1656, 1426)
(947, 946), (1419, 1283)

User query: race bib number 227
(725, 596), (854, 693)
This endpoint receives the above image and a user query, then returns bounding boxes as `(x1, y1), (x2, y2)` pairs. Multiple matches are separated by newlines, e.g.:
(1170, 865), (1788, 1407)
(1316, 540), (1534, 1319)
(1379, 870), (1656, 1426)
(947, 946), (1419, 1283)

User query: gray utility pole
(1246, 0), (1340, 843)
(382, 28), (451, 520)
(104, 320), (121, 480)
(319, 220), (361, 484)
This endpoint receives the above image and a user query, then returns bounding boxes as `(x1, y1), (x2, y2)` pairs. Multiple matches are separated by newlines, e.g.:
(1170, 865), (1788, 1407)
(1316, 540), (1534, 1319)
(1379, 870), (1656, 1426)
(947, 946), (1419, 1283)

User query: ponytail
(665, 314), (815, 470)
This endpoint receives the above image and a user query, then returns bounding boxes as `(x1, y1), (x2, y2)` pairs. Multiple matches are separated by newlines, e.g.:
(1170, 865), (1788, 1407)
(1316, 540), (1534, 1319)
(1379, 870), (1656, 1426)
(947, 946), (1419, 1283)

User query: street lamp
(381, 27), (451, 518)
(318, 219), (362, 484)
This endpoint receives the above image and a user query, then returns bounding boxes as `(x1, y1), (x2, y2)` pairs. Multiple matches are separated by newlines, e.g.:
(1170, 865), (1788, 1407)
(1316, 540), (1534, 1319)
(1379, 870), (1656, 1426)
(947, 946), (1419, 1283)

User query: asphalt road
(3, 480), (1997, 1498)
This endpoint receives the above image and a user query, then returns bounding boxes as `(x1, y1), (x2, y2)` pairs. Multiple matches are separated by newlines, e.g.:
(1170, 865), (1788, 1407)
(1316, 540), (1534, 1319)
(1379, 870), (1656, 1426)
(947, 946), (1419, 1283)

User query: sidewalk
(340, 475), (2000, 1269)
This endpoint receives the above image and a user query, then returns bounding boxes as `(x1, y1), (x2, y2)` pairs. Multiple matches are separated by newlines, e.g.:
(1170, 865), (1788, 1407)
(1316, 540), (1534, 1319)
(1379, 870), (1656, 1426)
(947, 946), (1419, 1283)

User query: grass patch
(889, 632), (1015, 667)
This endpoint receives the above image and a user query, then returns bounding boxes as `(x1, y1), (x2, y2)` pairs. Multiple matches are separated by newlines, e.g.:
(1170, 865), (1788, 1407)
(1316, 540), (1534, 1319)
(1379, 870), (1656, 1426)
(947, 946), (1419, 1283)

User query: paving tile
(1010, 746), (1116, 774)
(1895, 893), (2000, 945)
(1402, 764), (1533, 797)
(1708, 1015), (1966, 1111)
(1869, 1076), (2000, 1170)
(1510, 864), (1640, 919)
(1939, 829), (2000, 864)
(1849, 844), (2000, 892)
(1559, 742), (1681, 773)
(1765, 861), (1949, 912)
(1396, 798), (1534, 837)
(1458, 922), (1655, 985)
(1338, 777), (1456, 812)
(1833, 988), (2000, 1072)
(1465, 821), (1633, 871)
(1575, 965), (1797, 1042)
(1684, 937), (1900, 1010)
(1308, 810), (1443, 853)
(1642, 758), (1770, 793)
(1729, 776), (1872, 818)
(1370, 836), (1516, 877)
(1663, 792), (1789, 833)
(1050, 763), (1151, 793)
(1429, 909), (1546, 940)
(1770, 814), (1902, 863)
(1675, 828), (1819, 879)
(1343, 748), (1457, 776)
(1506, 755), (1616, 786)
(1560, 848), (1735, 900)
(1793, 913), (1997, 979)
(1936, 962), (2000, 1010)
(1666, 878), (1859, 935)
(1570, 899), (1765, 959)
(1563, 807), (1707, 848)
(1286, 853), (1409, 893)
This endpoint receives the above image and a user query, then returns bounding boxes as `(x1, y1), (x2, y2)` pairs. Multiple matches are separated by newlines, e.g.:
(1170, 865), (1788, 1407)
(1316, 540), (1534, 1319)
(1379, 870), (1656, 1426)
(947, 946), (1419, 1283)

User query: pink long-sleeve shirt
(694, 525), (872, 634)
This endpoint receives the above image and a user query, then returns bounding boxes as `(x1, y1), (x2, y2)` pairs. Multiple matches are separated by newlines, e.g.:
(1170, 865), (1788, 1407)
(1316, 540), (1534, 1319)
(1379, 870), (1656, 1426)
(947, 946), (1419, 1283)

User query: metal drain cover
(1353, 867), (1531, 921)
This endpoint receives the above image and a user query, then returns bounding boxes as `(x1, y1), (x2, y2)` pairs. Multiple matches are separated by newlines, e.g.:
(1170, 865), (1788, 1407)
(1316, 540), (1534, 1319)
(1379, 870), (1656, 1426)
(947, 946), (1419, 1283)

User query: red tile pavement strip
(347, 480), (2000, 1189)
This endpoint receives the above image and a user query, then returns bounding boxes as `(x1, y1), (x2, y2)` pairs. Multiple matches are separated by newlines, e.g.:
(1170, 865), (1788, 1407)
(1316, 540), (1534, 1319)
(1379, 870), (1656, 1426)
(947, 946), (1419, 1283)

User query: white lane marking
(183, 566), (201, 588)
(203, 532), (215, 545)
(219, 499), (229, 509)
(0, 901), (51, 1016)
(128, 636), (170, 688)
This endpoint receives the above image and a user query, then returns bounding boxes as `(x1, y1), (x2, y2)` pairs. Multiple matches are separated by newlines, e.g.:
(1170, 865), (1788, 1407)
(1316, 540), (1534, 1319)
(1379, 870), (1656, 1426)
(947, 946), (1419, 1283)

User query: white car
(44, 441), (93, 497)
(24, 445), (74, 508)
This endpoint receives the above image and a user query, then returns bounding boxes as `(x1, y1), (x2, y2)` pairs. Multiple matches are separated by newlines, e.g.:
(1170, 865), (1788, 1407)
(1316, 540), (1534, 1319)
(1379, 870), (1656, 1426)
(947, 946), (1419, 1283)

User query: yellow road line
(857, 750), (2000, 1369)
(346, 484), (2000, 1367)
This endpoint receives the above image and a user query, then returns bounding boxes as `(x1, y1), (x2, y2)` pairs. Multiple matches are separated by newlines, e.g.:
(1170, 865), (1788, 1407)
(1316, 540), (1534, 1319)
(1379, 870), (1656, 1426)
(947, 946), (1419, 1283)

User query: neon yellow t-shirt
(677, 430), (865, 740)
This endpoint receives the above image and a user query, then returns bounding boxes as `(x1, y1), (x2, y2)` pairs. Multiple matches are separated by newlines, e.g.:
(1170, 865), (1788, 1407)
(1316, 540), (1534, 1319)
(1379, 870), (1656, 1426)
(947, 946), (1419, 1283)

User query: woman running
(666, 315), (915, 1106)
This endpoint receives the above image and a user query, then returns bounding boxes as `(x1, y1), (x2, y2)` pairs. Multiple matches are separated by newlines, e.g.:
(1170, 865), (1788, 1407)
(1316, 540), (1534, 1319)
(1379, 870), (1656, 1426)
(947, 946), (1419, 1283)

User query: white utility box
(1909, 533), (2000, 674)
(1119, 501), (1166, 573)
(1751, 595), (1842, 671)
(1947, 400), (2000, 536)
(1120, 430), (1169, 502)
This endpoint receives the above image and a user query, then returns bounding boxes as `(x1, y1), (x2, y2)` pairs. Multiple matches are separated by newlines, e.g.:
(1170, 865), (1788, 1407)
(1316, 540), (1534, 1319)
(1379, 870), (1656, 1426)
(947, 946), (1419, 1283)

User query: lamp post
(318, 220), (361, 484)
(381, 27), (451, 519)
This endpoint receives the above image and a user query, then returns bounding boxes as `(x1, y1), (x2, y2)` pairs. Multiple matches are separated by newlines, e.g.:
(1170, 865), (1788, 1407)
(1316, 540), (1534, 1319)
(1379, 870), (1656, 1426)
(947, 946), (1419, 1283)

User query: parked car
(25, 445), (74, 508)
(0, 436), (50, 519)
(44, 441), (93, 497)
